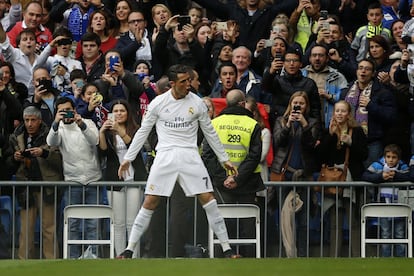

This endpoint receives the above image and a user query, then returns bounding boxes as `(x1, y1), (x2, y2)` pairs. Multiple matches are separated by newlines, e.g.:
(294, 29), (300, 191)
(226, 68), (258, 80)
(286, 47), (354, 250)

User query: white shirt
(0, 36), (49, 95)
(124, 89), (229, 163)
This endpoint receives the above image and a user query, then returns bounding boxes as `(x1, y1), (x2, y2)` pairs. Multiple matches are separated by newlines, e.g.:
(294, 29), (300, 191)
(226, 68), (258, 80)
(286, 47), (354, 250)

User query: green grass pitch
(0, 258), (412, 276)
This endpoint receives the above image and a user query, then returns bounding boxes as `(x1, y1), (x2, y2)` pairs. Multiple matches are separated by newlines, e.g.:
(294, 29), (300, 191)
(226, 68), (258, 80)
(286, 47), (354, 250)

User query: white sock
(126, 207), (153, 251)
(203, 199), (231, 252)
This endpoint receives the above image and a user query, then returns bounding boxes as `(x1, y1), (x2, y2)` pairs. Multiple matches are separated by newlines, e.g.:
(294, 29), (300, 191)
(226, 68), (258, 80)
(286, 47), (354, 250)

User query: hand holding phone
(177, 15), (191, 31)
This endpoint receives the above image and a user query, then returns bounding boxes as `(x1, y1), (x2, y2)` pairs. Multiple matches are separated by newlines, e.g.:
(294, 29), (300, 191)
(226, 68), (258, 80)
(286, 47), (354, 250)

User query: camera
(21, 150), (32, 158)
(37, 79), (53, 92)
(274, 52), (283, 61)
(109, 55), (119, 72)
(177, 15), (191, 31)
(320, 10), (328, 20)
(57, 38), (72, 46)
(63, 110), (74, 119)
(264, 39), (274, 48)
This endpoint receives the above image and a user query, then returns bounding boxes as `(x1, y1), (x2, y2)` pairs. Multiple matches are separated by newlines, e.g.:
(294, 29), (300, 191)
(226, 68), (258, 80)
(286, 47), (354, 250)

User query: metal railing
(0, 180), (413, 259)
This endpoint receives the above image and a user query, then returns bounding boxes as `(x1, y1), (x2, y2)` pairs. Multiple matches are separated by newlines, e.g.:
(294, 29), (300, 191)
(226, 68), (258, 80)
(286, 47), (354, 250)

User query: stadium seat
(361, 203), (412, 258)
(63, 205), (114, 259)
(209, 204), (261, 258)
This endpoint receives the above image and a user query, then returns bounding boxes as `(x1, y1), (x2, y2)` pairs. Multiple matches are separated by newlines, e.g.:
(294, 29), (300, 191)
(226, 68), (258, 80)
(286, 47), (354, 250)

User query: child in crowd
(59, 69), (86, 104)
(43, 27), (82, 92)
(351, 1), (391, 62)
(188, 6), (203, 27)
(362, 144), (410, 257)
(134, 60), (156, 117)
(76, 82), (109, 128)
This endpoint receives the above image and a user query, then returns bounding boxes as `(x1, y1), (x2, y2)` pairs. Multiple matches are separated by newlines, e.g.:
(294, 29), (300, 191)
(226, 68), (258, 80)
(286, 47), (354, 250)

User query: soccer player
(117, 64), (240, 259)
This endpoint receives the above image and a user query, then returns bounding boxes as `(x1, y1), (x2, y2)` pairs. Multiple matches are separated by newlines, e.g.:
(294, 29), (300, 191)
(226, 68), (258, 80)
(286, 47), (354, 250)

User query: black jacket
(261, 70), (321, 128)
(202, 106), (265, 195)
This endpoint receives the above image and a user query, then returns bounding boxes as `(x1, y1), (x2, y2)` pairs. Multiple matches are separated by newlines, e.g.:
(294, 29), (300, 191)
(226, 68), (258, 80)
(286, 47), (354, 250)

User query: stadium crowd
(1, 0), (414, 259)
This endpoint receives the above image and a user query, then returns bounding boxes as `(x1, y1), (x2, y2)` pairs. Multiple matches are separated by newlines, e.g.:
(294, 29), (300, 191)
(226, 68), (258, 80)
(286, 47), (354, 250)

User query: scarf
(345, 80), (372, 135)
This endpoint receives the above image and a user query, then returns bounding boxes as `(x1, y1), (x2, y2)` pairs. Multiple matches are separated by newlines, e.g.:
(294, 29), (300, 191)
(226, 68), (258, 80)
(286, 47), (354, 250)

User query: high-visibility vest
(212, 114), (261, 173)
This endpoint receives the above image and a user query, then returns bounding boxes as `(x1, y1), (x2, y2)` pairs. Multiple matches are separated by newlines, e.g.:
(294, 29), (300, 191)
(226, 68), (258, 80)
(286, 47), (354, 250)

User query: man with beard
(343, 58), (397, 168)
(46, 96), (102, 258)
(262, 47), (321, 129)
(302, 44), (348, 128)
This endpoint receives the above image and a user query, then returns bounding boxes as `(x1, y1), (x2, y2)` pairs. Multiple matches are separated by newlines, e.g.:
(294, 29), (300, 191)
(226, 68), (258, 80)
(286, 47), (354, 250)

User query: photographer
(303, 20), (357, 82)
(5, 105), (63, 259)
(24, 67), (60, 127)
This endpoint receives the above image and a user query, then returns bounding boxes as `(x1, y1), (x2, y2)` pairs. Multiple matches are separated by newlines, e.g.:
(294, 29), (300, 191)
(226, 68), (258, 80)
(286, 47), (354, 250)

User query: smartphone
(109, 55), (119, 72)
(216, 22), (228, 31)
(21, 150), (32, 158)
(320, 10), (328, 20)
(264, 39), (274, 48)
(107, 113), (114, 121)
(177, 15), (191, 31)
(64, 110), (74, 119)
(274, 52), (283, 61)
(293, 105), (301, 113)
(57, 38), (72, 46)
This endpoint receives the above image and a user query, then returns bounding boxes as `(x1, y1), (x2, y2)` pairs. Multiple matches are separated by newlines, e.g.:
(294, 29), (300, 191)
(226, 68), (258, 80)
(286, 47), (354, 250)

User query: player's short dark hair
(384, 144), (402, 159)
(167, 64), (190, 82)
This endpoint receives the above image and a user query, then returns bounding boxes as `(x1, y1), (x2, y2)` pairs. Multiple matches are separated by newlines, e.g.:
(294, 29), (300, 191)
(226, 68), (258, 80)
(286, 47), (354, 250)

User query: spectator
(188, 6), (203, 27)
(253, 36), (288, 76)
(74, 9), (117, 59)
(24, 67), (60, 127)
(289, 0), (321, 53)
(390, 19), (407, 53)
(368, 35), (394, 79)
(116, 64), (240, 259)
(39, 0), (56, 33)
(112, 0), (134, 38)
(0, 61), (27, 105)
(42, 27), (83, 92)
(0, 61), (23, 181)
(93, 49), (144, 124)
(6, 1), (52, 50)
(325, 21), (357, 82)
(150, 3), (171, 44)
(380, 0), (400, 30)
(49, 0), (101, 42)
(351, 2), (391, 62)
(153, 14), (203, 78)
(203, 89), (265, 257)
(115, 10), (151, 72)
(362, 144), (410, 257)
(401, 4), (414, 45)
(272, 91), (321, 257)
(133, 59), (156, 117)
(1, 0), (22, 32)
(210, 61), (237, 99)
(343, 58), (397, 168)
(6, 105), (62, 259)
(46, 96), (102, 259)
(302, 44), (348, 128)
(210, 42), (234, 85)
(75, 82), (107, 129)
(261, 47), (321, 129)
(99, 99), (147, 257)
(77, 32), (105, 83)
(0, 24), (50, 96)
(231, 46), (268, 105)
(317, 100), (368, 257)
